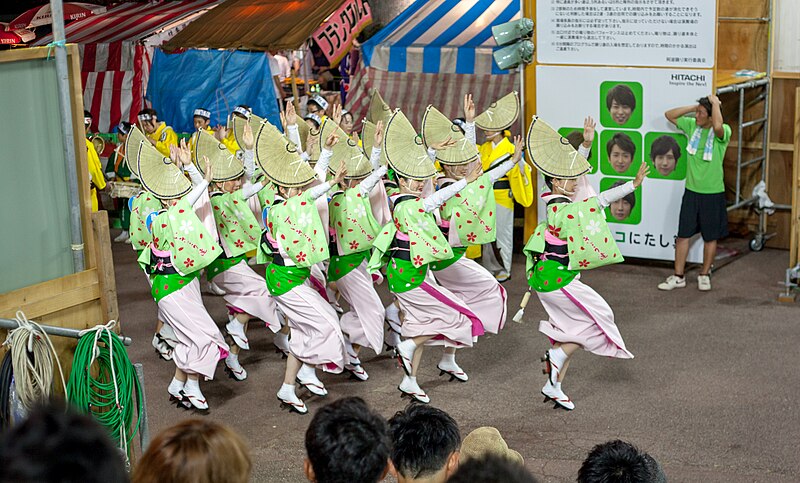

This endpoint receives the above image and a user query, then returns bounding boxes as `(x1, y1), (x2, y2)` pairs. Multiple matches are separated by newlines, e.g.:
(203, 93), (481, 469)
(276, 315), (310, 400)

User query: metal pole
(50, 0), (85, 272)
(134, 363), (150, 452)
(0, 318), (133, 346)
(735, 88), (744, 204)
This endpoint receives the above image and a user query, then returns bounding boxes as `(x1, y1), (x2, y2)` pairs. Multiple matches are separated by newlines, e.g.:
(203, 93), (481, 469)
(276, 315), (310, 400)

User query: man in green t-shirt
(659, 95), (731, 292)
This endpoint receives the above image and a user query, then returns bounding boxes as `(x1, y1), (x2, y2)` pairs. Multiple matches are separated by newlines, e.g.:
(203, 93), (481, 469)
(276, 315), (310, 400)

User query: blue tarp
(147, 49), (280, 133)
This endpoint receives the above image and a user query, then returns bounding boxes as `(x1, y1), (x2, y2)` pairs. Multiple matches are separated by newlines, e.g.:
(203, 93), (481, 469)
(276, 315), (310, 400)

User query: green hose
(67, 324), (142, 460)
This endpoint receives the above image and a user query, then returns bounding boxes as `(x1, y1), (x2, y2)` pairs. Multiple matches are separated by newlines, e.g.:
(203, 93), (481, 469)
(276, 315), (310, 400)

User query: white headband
(309, 95), (329, 111)
(193, 108), (211, 119)
(84, 117), (92, 125)
(233, 106), (252, 118)
(137, 113), (153, 121)
(304, 113), (321, 126)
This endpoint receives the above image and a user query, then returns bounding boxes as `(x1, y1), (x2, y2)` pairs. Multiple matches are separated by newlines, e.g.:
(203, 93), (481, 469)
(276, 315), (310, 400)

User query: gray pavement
(111, 241), (800, 482)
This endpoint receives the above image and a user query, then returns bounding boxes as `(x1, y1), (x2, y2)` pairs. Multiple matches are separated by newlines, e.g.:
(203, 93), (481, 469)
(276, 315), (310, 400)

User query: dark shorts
(677, 189), (728, 241)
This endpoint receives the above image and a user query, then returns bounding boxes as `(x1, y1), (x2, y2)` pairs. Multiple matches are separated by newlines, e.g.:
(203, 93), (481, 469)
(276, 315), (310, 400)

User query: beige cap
(459, 427), (523, 466)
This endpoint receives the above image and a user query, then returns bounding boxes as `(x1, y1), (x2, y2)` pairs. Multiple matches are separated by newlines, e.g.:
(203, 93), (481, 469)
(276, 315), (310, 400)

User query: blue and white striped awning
(362, 0), (521, 75)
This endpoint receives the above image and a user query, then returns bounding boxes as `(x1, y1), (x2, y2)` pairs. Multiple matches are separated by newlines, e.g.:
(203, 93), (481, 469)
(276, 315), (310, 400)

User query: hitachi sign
(671, 74), (706, 82)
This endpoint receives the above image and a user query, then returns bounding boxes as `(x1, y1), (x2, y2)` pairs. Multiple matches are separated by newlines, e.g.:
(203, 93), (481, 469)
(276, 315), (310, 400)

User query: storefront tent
(33, 0), (221, 133)
(346, 0), (521, 125)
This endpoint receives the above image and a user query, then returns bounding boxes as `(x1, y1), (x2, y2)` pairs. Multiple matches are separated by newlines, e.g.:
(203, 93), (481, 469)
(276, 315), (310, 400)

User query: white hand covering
(596, 180), (634, 209)
(184, 180), (209, 206)
(308, 181), (333, 200)
(358, 166), (388, 197)
(422, 178), (467, 213)
(286, 124), (302, 150)
(183, 162), (205, 187)
(487, 155), (516, 183)
(464, 121), (476, 145)
(315, 147), (334, 181)
(369, 146), (382, 170)
(243, 149), (256, 180)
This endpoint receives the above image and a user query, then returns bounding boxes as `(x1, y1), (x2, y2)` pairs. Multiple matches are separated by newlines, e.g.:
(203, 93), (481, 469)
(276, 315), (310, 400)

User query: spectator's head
(193, 108), (211, 131)
(447, 454), (538, 483)
(340, 110), (355, 134)
(605, 84), (636, 126)
(649, 135), (681, 176)
(307, 95), (329, 117)
(84, 109), (92, 134)
(0, 405), (128, 483)
(137, 108), (159, 134)
(459, 427), (523, 466)
(133, 419), (251, 483)
(231, 104), (252, 120)
(577, 440), (666, 483)
(115, 121), (132, 143)
(696, 97), (713, 128)
(606, 133), (636, 174)
(608, 180), (636, 221)
(304, 397), (390, 483)
(565, 130), (592, 160)
(388, 403), (461, 483)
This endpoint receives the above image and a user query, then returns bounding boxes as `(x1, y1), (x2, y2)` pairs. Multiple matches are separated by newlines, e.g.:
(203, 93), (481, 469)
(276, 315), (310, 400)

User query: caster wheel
(749, 237), (765, 252)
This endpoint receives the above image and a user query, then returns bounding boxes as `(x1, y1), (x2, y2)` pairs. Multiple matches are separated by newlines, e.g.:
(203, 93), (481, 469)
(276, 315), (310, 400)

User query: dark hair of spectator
(138, 108), (157, 118)
(133, 418), (250, 483)
(606, 132), (636, 157)
(649, 135), (681, 162)
(697, 97), (713, 116)
(305, 397), (390, 483)
(605, 84), (636, 110)
(577, 440), (666, 483)
(447, 453), (538, 483)
(388, 402), (461, 479)
(609, 180), (636, 210)
(0, 404), (128, 483)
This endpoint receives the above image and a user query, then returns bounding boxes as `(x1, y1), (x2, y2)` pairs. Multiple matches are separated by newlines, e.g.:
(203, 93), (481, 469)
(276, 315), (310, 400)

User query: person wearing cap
(475, 93), (533, 283)
(254, 119), (348, 415)
(132, 128), (229, 411)
(318, 118), (389, 381)
(137, 108), (178, 158)
(367, 110), (484, 404)
(104, 121), (135, 242)
(84, 110), (106, 212)
(522, 117), (646, 410)
(191, 123), (284, 382)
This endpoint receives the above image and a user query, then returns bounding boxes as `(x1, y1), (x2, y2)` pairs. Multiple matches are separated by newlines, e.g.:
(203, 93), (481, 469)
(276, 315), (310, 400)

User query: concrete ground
(112, 240), (800, 482)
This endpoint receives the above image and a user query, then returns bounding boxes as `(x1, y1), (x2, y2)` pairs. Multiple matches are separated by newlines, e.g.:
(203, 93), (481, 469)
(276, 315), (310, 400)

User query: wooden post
(291, 68), (301, 114)
(92, 211), (119, 325)
(790, 86), (800, 268)
(522, 0), (538, 240)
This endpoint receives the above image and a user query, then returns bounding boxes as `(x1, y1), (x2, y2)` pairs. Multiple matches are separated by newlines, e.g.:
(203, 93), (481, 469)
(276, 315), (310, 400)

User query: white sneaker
(697, 274), (712, 291)
(437, 358), (468, 382)
(395, 339), (416, 376)
(296, 364), (328, 396)
(277, 384), (308, 414)
(541, 381), (574, 410)
(398, 375), (430, 403)
(658, 275), (686, 291)
(114, 230), (129, 243)
(224, 354), (247, 381)
(182, 382), (209, 410)
(207, 281), (226, 296)
(225, 317), (250, 350)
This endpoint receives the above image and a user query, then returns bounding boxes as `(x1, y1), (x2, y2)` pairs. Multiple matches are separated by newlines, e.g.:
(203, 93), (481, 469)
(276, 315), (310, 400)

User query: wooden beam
(791, 87), (800, 267)
(773, 72), (800, 80)
(727, 140), (795, 152)
(0, 269), (99, 316)
(92, 211), (119, 324)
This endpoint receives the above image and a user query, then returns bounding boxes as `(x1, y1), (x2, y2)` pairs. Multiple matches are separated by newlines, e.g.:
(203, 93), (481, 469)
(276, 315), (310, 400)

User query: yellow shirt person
(137, 109), (177, 157)
(86, 137), (106, 212)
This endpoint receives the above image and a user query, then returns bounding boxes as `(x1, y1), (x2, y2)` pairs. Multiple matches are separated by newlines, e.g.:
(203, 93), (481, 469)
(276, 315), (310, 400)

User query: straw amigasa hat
(459, 427), (524, 466)
(526, 115), (591, 179)
(421, 105), (479, 166)
(230, 112), (266, 150)
(366, 89), (392, 124)
(193, 129), (244, 182)
(320, 118), (372, 179)
(129, 125), (191, 200)
(361, 119), (388, 166)
(474, 91), (520, 131)
(254, 119), (316, 188)
(383, 109), (436, 180)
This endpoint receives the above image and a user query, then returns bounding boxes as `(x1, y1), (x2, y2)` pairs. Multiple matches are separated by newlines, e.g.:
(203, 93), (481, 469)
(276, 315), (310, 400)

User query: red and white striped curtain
(345, 60), (519, 128)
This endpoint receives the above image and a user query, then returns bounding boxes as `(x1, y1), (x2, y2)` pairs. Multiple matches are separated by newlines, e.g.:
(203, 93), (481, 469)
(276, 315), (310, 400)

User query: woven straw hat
(383, 109), (436, 180)
(130, 125), (191, 200)
(230, 112), (265, 150)
(421, 105), (479, 166)
(526, 115), (590, 179)
(366, 89), (392, 124)
(193, 129), (244, 182)
(459, 427), (524, 466)
(361, 120), (388, 166)
(254, 119), (316, 188)
(124, 124), (155, 177)
(475, 91), (520, 131)
(320, 118), (372, 179)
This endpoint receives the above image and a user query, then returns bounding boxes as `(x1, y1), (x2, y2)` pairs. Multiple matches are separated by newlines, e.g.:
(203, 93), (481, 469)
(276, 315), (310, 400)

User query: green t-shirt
(675, 116), (731, 194)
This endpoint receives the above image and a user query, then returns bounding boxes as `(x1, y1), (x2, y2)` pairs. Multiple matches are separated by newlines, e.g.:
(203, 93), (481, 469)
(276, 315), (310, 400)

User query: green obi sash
(210, 190), (261, 257)
(429, 246), (467, 271)
(439, 173), (497, 246)
(265, 263), (311, 296)
(386, 258), (427, 293)
(266, 191), (329, 268)
(206, 253), (247, 281)
(329, 188), (381, 255)
(129, 192), (161, 250)
(328, 251), (369, 282)
(151, 272), (200, 303)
